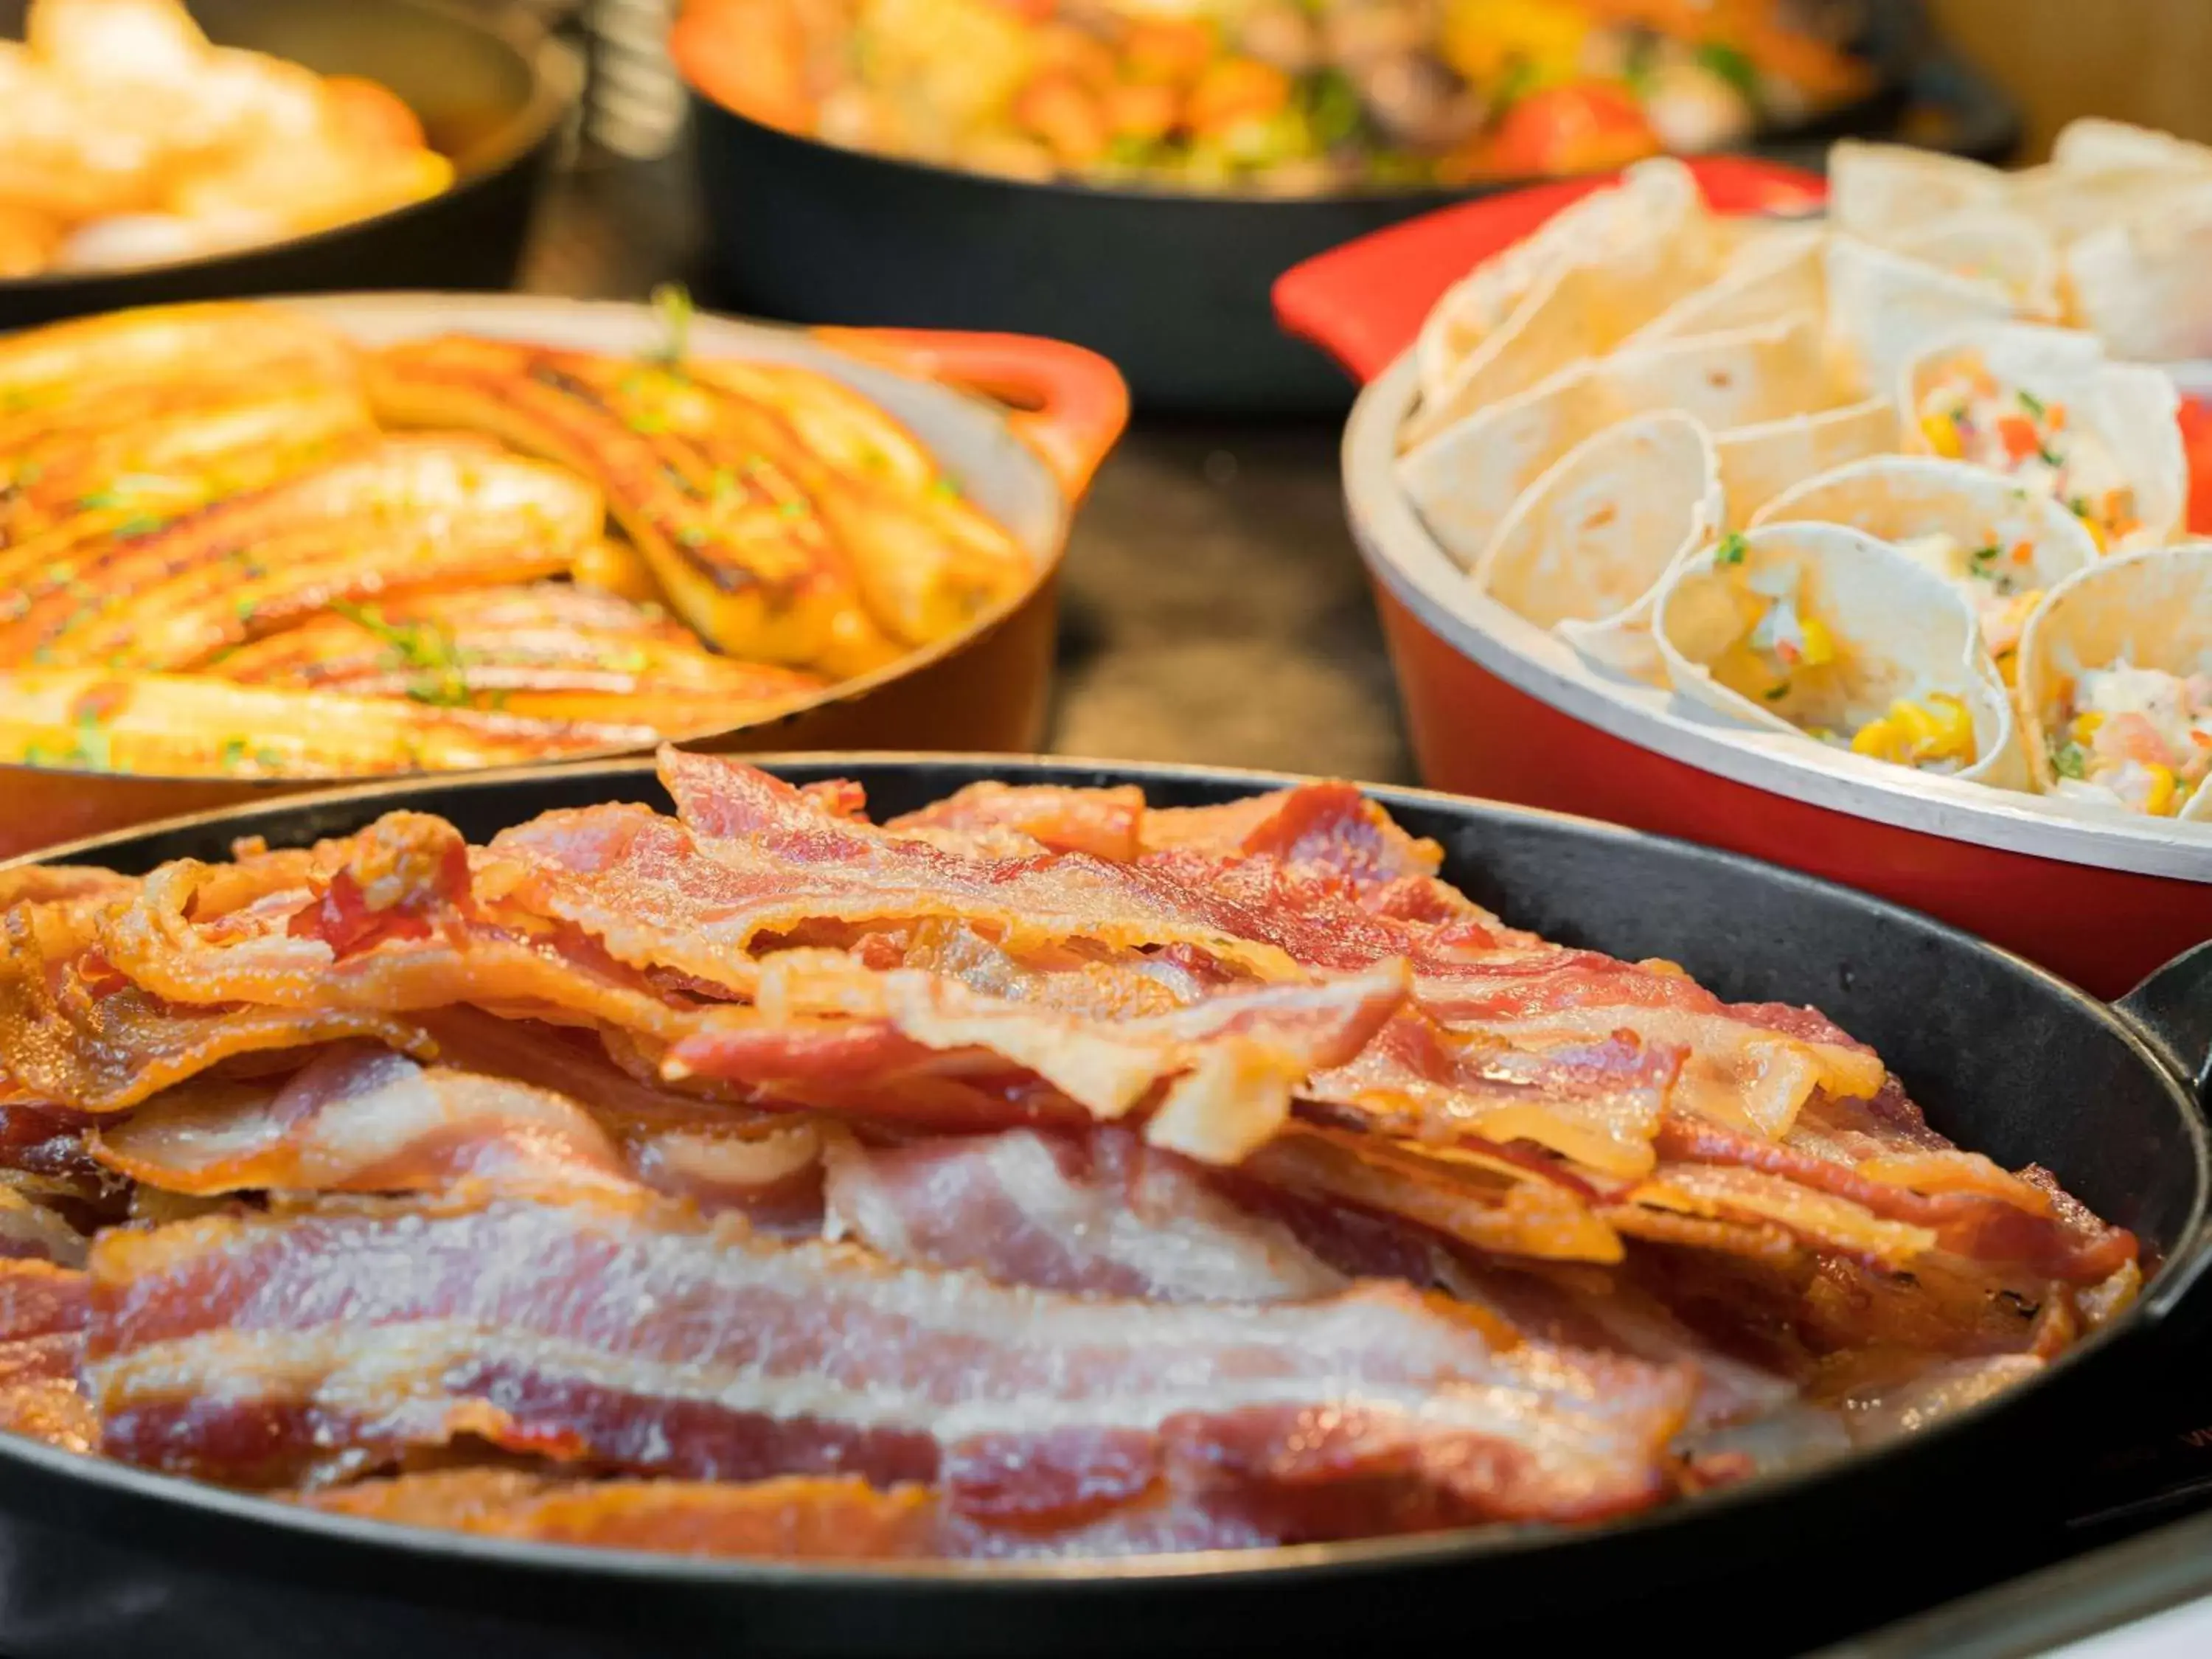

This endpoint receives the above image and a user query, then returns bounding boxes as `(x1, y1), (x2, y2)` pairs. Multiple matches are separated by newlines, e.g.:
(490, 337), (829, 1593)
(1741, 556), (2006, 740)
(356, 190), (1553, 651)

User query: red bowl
(1275, 157), (2212, 1001)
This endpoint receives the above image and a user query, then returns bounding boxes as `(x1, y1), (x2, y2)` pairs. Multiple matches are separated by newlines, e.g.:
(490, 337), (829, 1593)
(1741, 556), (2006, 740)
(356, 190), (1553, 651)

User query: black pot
(0, 0), (581, 329)
(677, 1), (2017, 414)
(0, 753), (2199, 1658)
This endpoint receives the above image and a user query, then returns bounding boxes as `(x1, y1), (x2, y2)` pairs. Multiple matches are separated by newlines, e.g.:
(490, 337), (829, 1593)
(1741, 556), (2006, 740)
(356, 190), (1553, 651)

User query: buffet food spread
(0, 6), (2207, 1645)
(1394, 123), (2212, 826)
(0, 0), (451, 278)
(0, 751), (2137, 1556)
(675, 0), (1874, 192)
(0, 298), (1034, 779)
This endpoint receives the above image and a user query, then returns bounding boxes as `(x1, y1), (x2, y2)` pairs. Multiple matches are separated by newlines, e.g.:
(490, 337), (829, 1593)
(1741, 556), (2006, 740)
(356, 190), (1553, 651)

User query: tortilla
(2015, 544), (2212, 820)
(1624, 225), (1826, 347)
(1401, 315), (1832, 569)
(1404, 160), (1719, 450)
(1823, 234), (2015, 400)
(1654, 521), (2025, 789)
(1711, 399), (1901, 530)
(1750, 454), (2097, 675)
(1899, 322), (2185, 552)
(1475, 411), (1723, 681)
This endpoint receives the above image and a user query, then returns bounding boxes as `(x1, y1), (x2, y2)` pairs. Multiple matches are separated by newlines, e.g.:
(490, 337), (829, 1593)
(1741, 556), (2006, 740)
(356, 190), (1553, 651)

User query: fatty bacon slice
(84, 1192), (1697, 1529)
(664, 953), (1409, 1163)
(821, 1127), (1349, 1303)
(91, 1032), (826, 1227)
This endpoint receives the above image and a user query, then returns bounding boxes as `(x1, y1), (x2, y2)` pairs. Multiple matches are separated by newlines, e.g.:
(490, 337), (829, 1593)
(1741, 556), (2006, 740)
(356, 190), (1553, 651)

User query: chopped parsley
(2037, 444), (2064, 469)
(234, 597), (259, 624)
(256, 746), (288, 770)
(330, 602), (472, 706)
(2052, 740), (2090, 781)
(111, 514), (164, 540)
(1968, 544), (2003, 578)
(1714, 532), (1748, 567)
(1761, 684), (1790, 702)
(2017, 389), (2046, 417)
(220, 738), (249, 770)
(2067, 495), (2093, 518)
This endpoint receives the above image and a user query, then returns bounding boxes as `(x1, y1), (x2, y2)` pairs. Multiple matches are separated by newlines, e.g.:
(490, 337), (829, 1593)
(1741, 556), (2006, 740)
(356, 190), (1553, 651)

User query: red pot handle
(813, 326), (1131, 502)
(1273, 155), (1830, 387)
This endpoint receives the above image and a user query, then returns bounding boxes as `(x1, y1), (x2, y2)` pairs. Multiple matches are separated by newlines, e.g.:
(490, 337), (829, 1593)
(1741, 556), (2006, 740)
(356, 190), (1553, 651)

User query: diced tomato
(1994, 414), (2039, 462)
(1478, 83), (1663, 180)
(1012, 71), (1112, 164)
(1184, 58), (1290, 135)
(2180, 396), (2212, 535)
(1121, 19), (1217, 86)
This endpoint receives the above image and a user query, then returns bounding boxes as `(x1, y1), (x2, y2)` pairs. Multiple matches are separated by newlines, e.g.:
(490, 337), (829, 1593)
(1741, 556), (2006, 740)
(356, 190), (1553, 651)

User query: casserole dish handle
(2118, 939), (2212, 1319)
(1270, 155), (1827, 387)
(813, 327), (1130, 501)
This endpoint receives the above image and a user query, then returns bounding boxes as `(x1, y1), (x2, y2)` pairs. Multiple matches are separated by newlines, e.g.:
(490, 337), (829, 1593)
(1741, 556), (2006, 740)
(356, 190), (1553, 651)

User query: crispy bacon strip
(86, 1194), (1696, 1525)
(97, 815), (707, 1044)
(0, 900), (431, 1114)
(667, 957), (1408, 1163)
(1302, 1018), (1681, 1180)
(886, 782), (1145, 861)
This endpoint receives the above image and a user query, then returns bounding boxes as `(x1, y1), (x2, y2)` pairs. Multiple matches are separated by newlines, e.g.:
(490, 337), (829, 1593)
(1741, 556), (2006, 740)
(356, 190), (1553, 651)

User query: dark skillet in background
(0, 0), (580, 330)
(673, 0), (2018, 413)
(0, 754), (2202, 1659)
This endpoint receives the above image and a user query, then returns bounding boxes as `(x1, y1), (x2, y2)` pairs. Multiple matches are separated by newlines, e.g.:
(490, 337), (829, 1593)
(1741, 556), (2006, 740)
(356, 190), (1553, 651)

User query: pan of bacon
(0, 749), (2200, 1656)
(0, 291), (1128, 859)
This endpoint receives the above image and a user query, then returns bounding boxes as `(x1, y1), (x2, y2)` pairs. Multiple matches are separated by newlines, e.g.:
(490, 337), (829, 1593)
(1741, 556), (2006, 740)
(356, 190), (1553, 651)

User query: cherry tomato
(1481, 83), (1663, 178)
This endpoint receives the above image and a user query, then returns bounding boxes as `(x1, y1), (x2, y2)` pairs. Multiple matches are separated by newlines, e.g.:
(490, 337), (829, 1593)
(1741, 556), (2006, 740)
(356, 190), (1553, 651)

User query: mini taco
(1902, 323), (2185, 553)
(2017, 544), (2212, 821)
(1711, 398), (1900, 529)
(1401, 316), (1830, 568)
(1827, 142), (2009, 246)
(2062, 181), (2212, 364)
(1823, 234), (2016, 400)
(1405, 160), (1717, 449)
(1750, 454), (2097, 679)
(1654, 521), (2024, 787)
(1890, 209), (2061, 321)
(1475, 411), (1723, 679)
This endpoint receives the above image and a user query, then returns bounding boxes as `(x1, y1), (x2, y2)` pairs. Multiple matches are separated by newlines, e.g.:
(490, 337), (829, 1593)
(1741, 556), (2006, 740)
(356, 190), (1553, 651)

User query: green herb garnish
(1714, 532), (1748, 566)
(111, 514), (164, 540)
(2052, 740), (2090, 780)
(2017, 389), (2046, 417)
(1695, 41), (1759, 97)
(220, 738), (249, 770)
(1761, 684), (1790, 702)
(647, 283), (695, 367)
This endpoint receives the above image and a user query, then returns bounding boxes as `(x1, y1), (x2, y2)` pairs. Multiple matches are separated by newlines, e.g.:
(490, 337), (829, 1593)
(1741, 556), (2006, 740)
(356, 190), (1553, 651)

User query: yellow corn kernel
(1795, 615), (1837, 668)
(1921, 692), (1975, 761)
(2144, 763), (2179, 815)
(2073, 710), (2105, 744)
(1919, 412), (1964, 459)
(2077, 507), (2110, 552)
(1851, 715), (1907, 764)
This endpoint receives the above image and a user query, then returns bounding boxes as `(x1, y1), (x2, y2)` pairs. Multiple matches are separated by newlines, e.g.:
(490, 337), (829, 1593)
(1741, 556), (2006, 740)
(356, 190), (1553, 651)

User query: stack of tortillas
(1391, 123), (2212, 827)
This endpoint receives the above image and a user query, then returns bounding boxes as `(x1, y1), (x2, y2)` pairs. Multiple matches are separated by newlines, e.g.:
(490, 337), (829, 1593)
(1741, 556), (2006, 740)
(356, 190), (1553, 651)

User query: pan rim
(2, 748), (2202, 1594)
(0, 0), (582, 299)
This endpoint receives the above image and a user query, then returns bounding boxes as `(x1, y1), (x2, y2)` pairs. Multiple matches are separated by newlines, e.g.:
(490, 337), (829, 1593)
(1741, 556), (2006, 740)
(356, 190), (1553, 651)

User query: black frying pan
(0, 754), (2202, 1659)
(0, 0), (580, 330)
(675, 1), (2019, 413)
